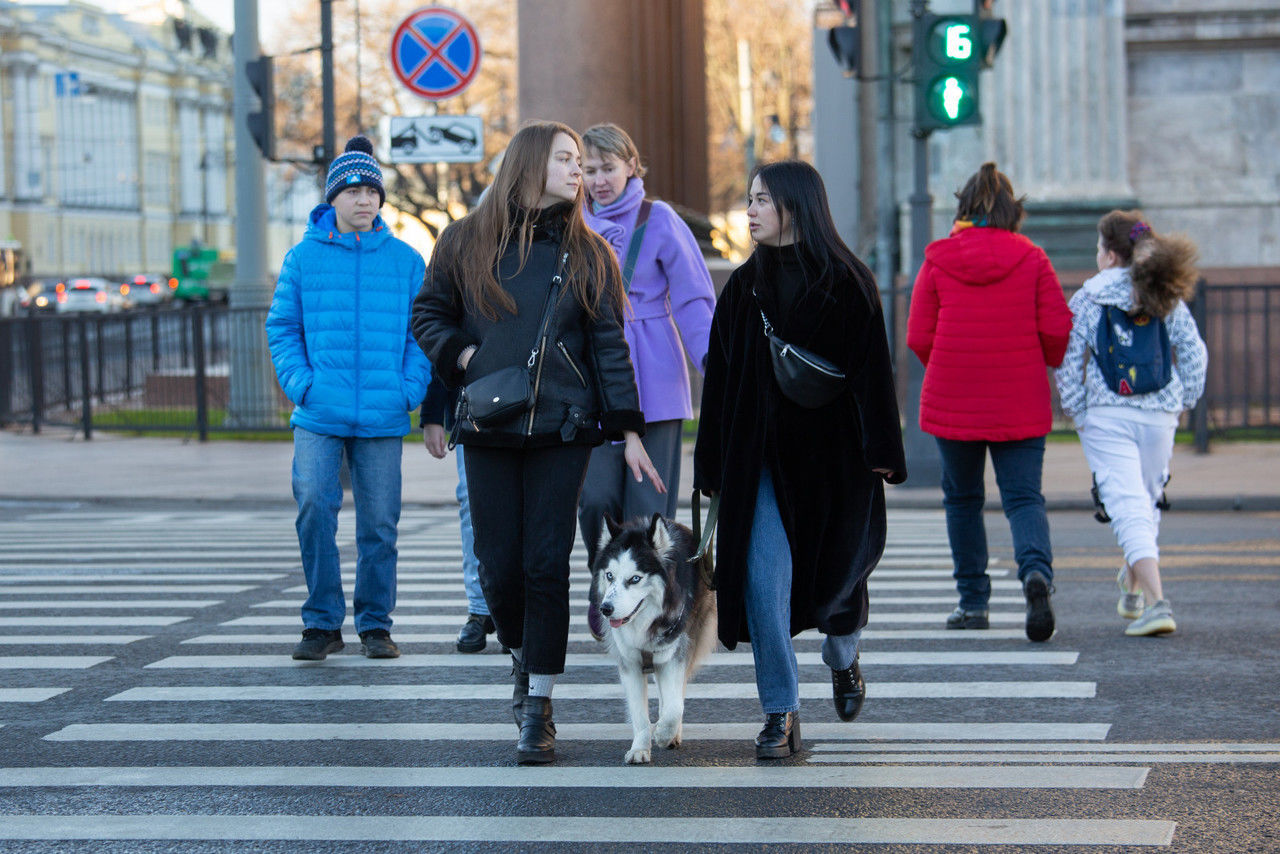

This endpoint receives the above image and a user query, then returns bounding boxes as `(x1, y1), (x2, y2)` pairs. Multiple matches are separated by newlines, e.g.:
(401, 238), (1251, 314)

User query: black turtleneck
(510, 201), (574, 244)
(757, 242), (820, 319)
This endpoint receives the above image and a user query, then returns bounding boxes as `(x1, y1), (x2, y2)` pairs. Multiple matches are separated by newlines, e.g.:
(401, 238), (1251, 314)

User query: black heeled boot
(831, 656), (865, 722)
(511, 656), (529, 729)
(516, 696), (556, 764)
(755, 711), (801, 759)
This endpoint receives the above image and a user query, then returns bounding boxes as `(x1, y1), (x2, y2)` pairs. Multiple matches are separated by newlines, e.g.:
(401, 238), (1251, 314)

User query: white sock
(528, 673), (555, 698)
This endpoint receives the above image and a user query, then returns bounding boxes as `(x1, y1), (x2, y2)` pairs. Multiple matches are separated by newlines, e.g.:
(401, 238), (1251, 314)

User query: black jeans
(463, 443), (592, 675)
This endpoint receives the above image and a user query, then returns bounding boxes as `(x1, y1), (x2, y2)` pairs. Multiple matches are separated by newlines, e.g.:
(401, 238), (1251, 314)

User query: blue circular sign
(390, 6), (482, 101)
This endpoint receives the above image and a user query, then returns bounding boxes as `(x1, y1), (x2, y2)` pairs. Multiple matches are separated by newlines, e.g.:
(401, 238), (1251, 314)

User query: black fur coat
(693, 244), (907, 649)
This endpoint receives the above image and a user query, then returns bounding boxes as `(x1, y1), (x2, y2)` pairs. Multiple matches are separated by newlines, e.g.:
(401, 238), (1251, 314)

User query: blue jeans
(455, 446), (487, 616)
(745, 469), (861, 715)
(292, 426), (402, 634)
(936, 436), (1054, 611)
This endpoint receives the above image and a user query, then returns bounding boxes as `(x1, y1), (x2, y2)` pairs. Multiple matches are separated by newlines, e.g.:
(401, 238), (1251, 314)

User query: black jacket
(412, 203), (645, 449)
(693, 244), (907, 648)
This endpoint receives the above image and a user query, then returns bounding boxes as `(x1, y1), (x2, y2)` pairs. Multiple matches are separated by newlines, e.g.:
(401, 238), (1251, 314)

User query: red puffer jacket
(907, 226), (1072, 441)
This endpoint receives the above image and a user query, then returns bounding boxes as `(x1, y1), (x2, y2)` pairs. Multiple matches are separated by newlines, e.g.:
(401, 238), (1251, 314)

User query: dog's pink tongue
(608, 618), (627, 628)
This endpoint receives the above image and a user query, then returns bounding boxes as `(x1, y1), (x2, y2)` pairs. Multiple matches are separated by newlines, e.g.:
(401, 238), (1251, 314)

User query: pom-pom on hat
(325, 135), (385, 205)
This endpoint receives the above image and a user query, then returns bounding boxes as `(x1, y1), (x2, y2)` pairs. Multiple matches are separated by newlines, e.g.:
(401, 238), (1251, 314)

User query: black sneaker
(292, 628), (343, 661)
(359, 629), (401, 659)
(456, 613), (496, 653)
(1023, 571), (1056, 642)
(946, 607), (990, 630)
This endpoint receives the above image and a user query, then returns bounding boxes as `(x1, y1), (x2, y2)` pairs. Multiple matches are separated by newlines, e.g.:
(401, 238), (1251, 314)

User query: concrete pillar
(981, 0), (1136, 270)
(517, 0), (709, 213)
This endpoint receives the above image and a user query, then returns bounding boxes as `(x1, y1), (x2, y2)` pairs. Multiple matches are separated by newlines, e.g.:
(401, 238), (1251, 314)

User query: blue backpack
(1092, 304), (1172, 396)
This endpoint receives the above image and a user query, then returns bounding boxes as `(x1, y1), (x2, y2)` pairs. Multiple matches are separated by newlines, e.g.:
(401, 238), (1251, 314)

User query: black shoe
(1023, 571), (1056, 642)
(359, 629), (401, 659)
(831, 657), (865, 722)
(456, 613), (496, 653)
(755, 711), (802, 759)
(946, 607), (990, 630)
(516, 696), (556, 764)
(292, 628), (343, 661)
(587, 600), (606, 642)
(511, 656), (529, 728)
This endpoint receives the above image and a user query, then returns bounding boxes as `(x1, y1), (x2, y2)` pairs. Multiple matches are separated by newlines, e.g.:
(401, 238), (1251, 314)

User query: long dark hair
(749, 160), (878, 304)
(954, 161), (1025, 232)
(430, 121), (623, 321)
(1098, 209), (1199, 319)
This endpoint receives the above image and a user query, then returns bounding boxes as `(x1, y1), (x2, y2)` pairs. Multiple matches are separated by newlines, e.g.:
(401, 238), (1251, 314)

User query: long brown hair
(430, 121), (624, 321)
(1098, 209), (1199, 318)
(954, 161), (1025, 232)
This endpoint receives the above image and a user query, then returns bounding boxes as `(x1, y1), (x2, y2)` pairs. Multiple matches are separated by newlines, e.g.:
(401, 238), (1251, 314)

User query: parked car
(426, 122), (477, 152)
(120, 274), (172, 307)
(56, 277), (122, 314)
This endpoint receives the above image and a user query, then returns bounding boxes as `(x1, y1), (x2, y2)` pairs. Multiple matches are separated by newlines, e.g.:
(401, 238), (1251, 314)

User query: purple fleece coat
(584, 178), (714, 423)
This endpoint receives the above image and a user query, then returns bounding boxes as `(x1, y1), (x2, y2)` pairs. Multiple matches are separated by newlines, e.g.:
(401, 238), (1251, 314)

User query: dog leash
(691, 490), (719, 591)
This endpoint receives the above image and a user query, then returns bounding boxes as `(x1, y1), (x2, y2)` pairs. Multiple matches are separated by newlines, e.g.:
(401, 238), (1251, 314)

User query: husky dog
(591, 513), (717, 764)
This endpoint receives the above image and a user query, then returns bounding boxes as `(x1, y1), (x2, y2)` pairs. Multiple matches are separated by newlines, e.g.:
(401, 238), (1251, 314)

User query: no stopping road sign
(390, 6), (482, 101)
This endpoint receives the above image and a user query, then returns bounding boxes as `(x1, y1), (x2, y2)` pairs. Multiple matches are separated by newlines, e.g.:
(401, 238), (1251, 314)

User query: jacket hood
(1080, 265), (1134, 309)
(304, 203), (391, 249)
(924, 227), (1039, 286)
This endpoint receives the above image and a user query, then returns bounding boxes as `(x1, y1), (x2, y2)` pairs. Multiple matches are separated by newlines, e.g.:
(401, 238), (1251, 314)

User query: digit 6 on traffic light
(913, 13), (981, 131)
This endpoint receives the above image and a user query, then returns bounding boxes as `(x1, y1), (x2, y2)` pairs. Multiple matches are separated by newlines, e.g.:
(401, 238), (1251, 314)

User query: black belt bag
(756, 296), (846, 408)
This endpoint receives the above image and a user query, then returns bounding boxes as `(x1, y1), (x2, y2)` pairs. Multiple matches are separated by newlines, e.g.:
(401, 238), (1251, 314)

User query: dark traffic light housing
(827, 26), (860, 77)
(913, 13), (981, 131)
(245, 55), (275, 161)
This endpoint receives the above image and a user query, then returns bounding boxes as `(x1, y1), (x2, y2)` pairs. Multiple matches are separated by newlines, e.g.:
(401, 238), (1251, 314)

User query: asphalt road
(0, 503), (1276, 853)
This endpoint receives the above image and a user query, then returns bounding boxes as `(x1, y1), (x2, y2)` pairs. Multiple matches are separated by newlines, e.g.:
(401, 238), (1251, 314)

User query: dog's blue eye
(605, 572), (613, 582)
(629, 576), (641, 585)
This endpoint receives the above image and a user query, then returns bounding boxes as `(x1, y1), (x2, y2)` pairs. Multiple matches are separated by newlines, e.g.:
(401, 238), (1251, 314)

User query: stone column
(517, 0), (708, 212)
(977, 0), (1136, 269)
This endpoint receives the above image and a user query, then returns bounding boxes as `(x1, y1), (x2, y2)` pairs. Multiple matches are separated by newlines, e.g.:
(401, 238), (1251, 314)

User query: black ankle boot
(517, 696), (556, 764)
(511, 656), (529, 729)
(755, 711), (801, 759)
(831, 656), (865, 722)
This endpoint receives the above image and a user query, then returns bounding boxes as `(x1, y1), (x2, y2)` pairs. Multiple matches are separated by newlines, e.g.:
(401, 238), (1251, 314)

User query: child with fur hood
(1055, 211), (1207, 636)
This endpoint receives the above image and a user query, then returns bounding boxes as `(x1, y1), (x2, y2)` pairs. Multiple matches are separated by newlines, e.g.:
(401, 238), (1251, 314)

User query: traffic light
(913, 13), (981, 131)
(827, 25), (860, 77)
(245, 55), (275, 161)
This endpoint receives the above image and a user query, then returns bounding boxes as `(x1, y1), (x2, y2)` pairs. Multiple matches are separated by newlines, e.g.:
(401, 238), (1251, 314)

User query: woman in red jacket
(907, 162), (1072, 642)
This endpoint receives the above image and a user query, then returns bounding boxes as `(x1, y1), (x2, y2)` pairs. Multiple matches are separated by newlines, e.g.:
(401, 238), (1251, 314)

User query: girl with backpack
(575, 124), (716, 639)
(1055, 210), (1207, 636)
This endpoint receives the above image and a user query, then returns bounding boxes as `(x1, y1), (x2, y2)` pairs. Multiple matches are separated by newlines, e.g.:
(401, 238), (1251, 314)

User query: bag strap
(751, 288), (776, 337)
(691, 490), (719, 586)
(620, 200), (653, 294)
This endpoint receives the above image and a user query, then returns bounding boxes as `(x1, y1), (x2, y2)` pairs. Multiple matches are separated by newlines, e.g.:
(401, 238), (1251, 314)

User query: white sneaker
(1116, 565), (1144, 619)
(1125, 599), (1176, 636)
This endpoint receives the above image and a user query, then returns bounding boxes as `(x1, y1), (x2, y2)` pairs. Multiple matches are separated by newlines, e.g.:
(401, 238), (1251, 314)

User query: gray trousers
(577, 419), (683, 568)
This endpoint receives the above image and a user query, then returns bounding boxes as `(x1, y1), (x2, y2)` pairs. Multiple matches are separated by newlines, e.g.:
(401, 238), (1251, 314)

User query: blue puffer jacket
(266, 204), (432, 438)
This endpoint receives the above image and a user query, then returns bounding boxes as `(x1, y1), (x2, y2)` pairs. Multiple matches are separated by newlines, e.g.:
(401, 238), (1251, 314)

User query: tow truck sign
(387, 115), (484, 164)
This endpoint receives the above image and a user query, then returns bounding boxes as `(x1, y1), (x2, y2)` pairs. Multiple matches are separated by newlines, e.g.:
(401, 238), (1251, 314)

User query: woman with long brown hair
(412, 121), (664, 764)
(1055, 211), (1206, 636)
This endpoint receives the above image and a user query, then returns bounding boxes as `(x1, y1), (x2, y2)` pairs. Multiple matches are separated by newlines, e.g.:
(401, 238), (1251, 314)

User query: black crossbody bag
(754, 290), (847, 408)
(461, 250), (569, 428)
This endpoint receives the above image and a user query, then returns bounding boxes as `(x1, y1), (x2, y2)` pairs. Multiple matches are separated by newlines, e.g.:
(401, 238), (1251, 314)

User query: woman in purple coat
(577, 123), (716, 637)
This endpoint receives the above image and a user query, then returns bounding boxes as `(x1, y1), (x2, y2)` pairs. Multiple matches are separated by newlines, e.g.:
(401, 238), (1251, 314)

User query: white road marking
(0, 616), (189, 627)
(0, 688), (72, 702)
(0, 656), (112, 669)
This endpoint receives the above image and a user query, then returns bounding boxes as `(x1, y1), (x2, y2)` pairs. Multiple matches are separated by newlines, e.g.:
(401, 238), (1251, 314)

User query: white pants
(1078, 406), (1178, 566)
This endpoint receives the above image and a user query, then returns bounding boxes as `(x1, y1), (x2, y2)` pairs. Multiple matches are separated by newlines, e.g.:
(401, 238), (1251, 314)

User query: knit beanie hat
(325, 136), (385, 205)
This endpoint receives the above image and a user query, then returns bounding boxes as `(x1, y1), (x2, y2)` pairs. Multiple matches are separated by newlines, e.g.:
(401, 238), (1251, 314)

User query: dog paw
(654, 722), (682, 749)
(625, 747), (652, 764)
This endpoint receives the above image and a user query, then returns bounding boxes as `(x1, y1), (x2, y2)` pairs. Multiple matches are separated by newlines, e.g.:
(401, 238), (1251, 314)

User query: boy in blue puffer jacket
(266, 135), (432, 662)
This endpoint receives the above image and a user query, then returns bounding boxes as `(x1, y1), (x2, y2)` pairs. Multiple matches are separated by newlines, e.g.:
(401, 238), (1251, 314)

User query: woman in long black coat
(693, 161), (906, 759)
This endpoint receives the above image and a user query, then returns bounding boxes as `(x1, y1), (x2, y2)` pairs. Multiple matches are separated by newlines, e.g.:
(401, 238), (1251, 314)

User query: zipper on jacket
(556, 340), (587, 387)
(781, 343), (843, 377)
(353, 232), (362, 425)
(526, 251), (570, 435)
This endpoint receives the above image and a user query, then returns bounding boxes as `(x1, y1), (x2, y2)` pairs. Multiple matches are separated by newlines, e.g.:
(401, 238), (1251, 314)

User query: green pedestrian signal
(913, 13), (983, 132)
